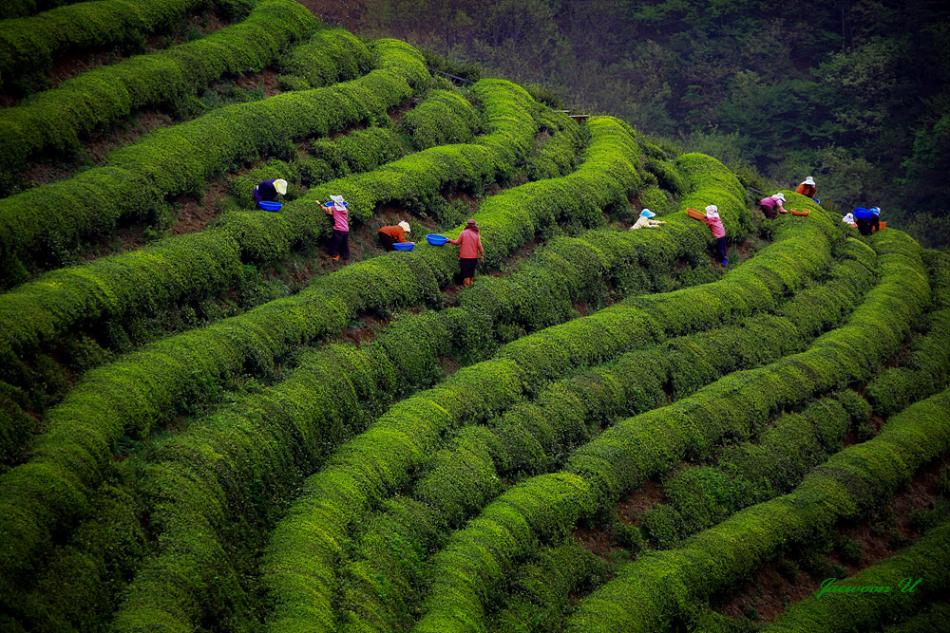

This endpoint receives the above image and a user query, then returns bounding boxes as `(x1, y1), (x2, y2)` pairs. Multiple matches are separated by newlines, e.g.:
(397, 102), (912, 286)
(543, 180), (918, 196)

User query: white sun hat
(803, 176), (816, 186)
(773, 192), (786, 202)
(398, 220), (411, 233)
(705, 204), (719, 218)
(330, 194), (347, 207)
(273, 179), (288, 196)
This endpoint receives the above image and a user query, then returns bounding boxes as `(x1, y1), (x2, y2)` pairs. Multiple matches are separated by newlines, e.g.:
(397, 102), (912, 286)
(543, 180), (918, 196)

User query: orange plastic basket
(877, 220), (888, 231)
(790, 209), (810, 217)
(686, 207), (705, 220)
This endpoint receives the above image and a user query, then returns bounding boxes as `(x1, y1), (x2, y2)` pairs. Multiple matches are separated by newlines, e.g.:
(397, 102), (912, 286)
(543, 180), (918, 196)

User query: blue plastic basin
(393, 241), (415, 251)
(258, 200), (283, 212)
(426, 234), (449, 246)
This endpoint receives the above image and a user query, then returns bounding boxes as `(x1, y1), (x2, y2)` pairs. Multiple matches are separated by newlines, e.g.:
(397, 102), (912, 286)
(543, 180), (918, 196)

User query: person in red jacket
(796, 176), (817, 199)
(449, 218), (485, 286)
(378, 220), (412, 250)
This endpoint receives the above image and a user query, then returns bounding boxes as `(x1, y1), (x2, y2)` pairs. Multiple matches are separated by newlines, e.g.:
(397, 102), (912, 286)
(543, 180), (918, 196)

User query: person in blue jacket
(853, 206), (880, 236)
(253, 178), (288, 204)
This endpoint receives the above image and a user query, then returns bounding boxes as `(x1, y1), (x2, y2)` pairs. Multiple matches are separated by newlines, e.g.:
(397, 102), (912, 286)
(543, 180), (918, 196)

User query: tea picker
(254, 178), (287, 211)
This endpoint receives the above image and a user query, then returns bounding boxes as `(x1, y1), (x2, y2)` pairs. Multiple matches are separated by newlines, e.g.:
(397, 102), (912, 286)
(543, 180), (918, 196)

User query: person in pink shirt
(322, 194), (350, 262)
(449, 218), (485, 286)
(691, 204), (729, 267)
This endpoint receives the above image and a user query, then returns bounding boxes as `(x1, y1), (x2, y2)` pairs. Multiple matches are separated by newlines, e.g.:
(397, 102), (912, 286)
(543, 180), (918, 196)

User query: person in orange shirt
(449, 218), (485, 286)
(796, 176), (817, 199)
(378, 220), (412, 250)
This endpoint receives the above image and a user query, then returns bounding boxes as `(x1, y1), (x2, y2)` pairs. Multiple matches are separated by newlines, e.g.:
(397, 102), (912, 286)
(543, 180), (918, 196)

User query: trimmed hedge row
(865, 249), (950, 416)
(569, 386), (950, 633)
(0, 0), (221, 91)
(263, 156), (830, 633)
(0, 37), (429, 376)
(34, 122), (645, 633)
(642, 392), (868, 547)
(107, 219), (708, 632)
(339, 247), (877, 632)
(883, 603), (950, 633)
(401, 89), (481, 149)
(0, 113), (633, 604)
(412, 229), (929, 633)
(0, 0), (321, 190)
(761, 518), (950, 632)
(277, 27), (373, 89)
(0, 35), (420, 284)
(231, 126), (413, 209)
(0, 1), (85, 20)
(527, 110), (586, 181)
(225, 78), (541, 265)
(491, 541), (606, 633)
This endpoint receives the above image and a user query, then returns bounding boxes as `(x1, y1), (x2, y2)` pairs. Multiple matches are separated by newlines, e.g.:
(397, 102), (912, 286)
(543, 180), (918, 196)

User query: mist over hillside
(307, 0), (950, 246)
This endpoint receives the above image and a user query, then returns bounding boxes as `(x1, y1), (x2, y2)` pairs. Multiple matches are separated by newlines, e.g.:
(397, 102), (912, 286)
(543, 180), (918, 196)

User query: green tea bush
(401, 89), (481, 149)
(865, 250), (950, 416)
(0, 38), (430, 378)
(0, 0), (223, 92)
(571, 388), (950, 633)
(0, 36), (422, 283)
(310, 126), (410, 176)
(0, 0), (84, 20)
(526, 110), (586, 181)
(0, 112), (637, 604)
(0, 0), (321, 190)
(412, 229), (929, 633)
(277, 27), (372, 88)
(339, 246), (877, 632)
(641, 393), (865, 548)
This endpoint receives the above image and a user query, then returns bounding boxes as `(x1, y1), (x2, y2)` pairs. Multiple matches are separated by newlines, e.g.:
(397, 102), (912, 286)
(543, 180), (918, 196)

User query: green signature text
(816, 577), (924, 599)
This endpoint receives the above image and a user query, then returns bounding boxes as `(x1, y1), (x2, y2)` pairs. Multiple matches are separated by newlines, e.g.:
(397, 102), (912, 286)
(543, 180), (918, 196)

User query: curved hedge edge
(339, 247), (878, 632)
(0, 34), (414, 286)
(104, 223), (699, 632)
(0, 0), (85, 20)
(411, 229), (928, 633)
(0, 37), (428, 377)
(0, 0), (217, 90)
(401, 88), (482, 150)
(0, 110), (629, 605)
(865, 248), (950, 417)
(277, 27), (373, 89)
(570, 387), (950, 633)
(261, 153), (830, 633)
(0, 0), (321, 189)
(640, 391), (868, 548)
(760, 518), (950, 633)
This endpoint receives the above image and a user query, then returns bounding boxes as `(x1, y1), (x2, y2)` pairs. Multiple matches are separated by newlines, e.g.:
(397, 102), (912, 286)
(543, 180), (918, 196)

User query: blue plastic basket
(393, 241), (415, 251)
(426, 233), (449, 246)
(258, 200), (283, 212)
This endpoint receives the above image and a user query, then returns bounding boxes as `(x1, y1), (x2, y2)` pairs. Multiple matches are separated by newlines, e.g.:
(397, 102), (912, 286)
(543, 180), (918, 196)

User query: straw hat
(274, 179), (288, 196)
(705, 204), (719, 218)
(398, 220), (411, 233)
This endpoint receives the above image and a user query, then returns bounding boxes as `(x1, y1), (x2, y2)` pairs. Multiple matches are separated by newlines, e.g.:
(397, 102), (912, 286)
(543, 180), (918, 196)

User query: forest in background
(306, 0), (950, 246)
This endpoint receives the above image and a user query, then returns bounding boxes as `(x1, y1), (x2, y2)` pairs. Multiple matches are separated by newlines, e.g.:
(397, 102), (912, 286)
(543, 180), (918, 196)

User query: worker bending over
(449, 218), (485, 286)
(796, 176), (817, 200)
(630, 208), (666, 230)
(378, 221), (412, 250)
(758, 192), (787, 219)
(254, 178), (288, 204)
